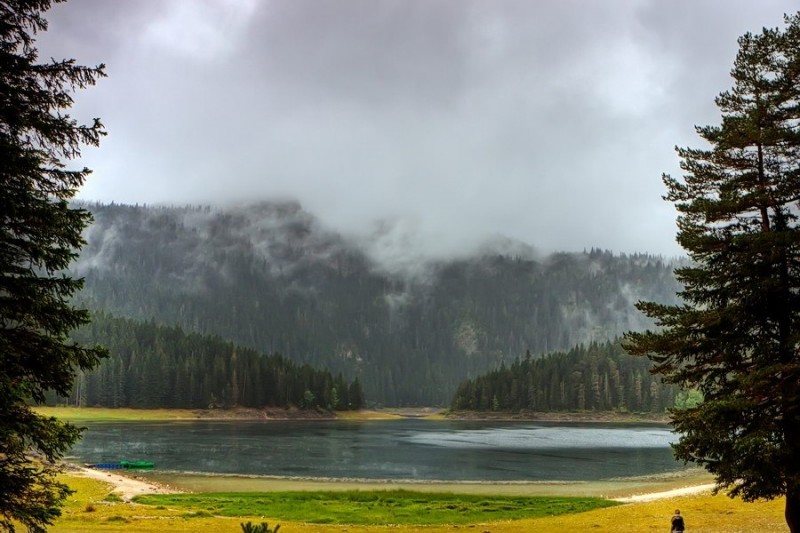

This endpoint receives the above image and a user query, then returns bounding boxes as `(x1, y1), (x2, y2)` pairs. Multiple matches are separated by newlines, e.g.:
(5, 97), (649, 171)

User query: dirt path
(614, 483), (717, 502)
(71, 466), (181, 501)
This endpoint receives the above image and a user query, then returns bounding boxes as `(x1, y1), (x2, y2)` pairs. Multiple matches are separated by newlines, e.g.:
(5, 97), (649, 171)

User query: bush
(240, 521), (280, 533)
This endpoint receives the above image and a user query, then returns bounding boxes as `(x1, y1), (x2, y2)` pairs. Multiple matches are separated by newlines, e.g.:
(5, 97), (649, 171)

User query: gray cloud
(38, 0), (793, 262)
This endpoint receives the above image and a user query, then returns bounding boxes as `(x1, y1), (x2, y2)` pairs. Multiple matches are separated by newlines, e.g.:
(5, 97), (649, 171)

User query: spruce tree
(0, 1), (106, 531)
(624, 14), (800, 532)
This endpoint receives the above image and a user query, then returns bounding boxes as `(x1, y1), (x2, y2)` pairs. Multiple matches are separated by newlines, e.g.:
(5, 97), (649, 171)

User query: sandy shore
(613, 483), (717, 502)
(70, 464), (716, 504)
(70, 466), (182, 501)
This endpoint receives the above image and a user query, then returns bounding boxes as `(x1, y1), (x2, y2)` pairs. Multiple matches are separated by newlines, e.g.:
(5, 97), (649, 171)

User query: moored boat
(119, 460), (155, 469)
(90, 460), (155, 470)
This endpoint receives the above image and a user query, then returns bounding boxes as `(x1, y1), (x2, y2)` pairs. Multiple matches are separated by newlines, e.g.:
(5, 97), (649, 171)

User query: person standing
(671, 509), (685, 532)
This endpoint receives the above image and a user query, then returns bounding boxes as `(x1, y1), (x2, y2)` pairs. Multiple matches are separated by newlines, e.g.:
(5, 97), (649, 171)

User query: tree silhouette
(0, 1), (107, 531)
(625, 14), (800, 533)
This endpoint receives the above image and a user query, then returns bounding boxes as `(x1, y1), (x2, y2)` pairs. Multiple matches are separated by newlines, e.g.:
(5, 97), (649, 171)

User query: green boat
(118, 460), (155, 470)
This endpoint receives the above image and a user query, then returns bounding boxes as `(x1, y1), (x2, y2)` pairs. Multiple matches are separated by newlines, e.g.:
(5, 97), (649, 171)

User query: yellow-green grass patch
(134, 490), (618, 525)
(36, 406), (401, 422)
(35, 406), (203, 422)
(333, 410), (403, 420)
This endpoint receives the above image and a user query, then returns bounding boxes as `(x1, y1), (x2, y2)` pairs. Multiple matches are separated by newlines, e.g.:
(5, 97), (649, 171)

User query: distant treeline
(58, 313), (365, 410)
(72, 202), (682, 405)
(450, 341), (677, 413)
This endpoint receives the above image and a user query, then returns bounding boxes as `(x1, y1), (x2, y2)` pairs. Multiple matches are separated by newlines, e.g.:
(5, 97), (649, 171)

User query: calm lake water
(70, 419), (683, 482)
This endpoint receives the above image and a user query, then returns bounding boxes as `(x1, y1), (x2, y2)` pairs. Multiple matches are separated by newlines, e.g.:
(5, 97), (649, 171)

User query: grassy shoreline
(34, 406), (403, 422)
(138, 468), (714, 499)
(34, 406), (344, 422)
(36, 405), (670, 423)
(53, 472), (787, 533)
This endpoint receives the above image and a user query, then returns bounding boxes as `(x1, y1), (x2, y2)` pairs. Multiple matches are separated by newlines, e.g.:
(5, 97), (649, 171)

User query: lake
(70, 419), (683, 482)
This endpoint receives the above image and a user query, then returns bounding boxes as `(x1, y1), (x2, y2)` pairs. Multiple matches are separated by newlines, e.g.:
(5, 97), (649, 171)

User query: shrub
(240, 521), (280, 533)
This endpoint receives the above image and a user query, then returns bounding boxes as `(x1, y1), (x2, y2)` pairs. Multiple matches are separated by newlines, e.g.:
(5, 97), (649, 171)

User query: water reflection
(407, 425), (674, 449)
(71, 420), (683, 482)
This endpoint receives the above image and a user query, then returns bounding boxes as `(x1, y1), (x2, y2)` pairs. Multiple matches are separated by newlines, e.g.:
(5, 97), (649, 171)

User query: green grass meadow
(134, 490), (619, 525)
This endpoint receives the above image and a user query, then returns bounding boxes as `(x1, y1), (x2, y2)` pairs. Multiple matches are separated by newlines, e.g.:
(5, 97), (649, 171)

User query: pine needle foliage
(623, 13), (800, 533)
(0, 1), (107, 531)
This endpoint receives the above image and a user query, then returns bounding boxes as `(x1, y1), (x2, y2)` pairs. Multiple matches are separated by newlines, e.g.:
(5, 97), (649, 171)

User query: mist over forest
(72, 200), (681, 406)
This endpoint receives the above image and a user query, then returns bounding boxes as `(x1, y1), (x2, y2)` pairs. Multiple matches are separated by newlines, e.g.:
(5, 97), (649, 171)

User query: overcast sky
(39, 0), (792, 260)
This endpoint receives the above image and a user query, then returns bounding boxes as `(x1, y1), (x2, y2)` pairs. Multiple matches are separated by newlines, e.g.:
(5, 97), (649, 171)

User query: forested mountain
(450, 342), (676, 413)
(60, 313), (364, 410)
(72, 201), (682, 405)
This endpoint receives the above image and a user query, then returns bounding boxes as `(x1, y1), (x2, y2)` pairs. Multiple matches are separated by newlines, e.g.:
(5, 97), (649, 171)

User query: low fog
(39, 0), (791, 261)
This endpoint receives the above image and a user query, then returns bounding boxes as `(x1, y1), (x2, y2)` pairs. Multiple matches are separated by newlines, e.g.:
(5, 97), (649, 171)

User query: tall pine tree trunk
(786, 486), (800, 533)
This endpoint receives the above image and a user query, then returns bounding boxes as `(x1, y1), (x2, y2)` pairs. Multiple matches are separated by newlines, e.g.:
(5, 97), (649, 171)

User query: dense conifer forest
(72, 201), (682, 405)
(59, 313), (365, 410)
(450, 342), (677, 413)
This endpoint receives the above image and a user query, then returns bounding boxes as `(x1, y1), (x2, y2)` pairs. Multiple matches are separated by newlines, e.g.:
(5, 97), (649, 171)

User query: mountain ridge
(72, 200), (681, 405)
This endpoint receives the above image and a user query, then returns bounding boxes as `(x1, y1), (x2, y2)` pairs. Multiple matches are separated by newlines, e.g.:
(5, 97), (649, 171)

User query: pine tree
(0, 1), (106, 531)
(624, 14), (800, 533)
